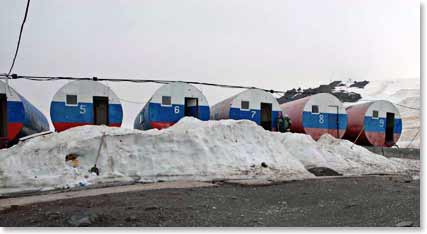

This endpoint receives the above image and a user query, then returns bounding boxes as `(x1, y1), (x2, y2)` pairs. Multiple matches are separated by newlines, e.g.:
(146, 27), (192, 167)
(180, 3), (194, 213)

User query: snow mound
(0, 118), (419, 194)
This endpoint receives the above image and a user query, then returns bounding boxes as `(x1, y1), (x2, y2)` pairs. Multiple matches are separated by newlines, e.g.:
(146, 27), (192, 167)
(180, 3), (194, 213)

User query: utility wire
(0, 74), (421, 104)
(0, 74), (286, 94)
(406, 129), (420, 148)
(358, 98), (420, 111)
(395, 103), (420, 111)
(7, 0), (31, 76)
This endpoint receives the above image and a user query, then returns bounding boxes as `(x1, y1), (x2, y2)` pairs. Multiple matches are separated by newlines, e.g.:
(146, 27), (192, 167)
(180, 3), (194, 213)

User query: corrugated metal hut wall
(0, 81), (49, 142)
(211, 89), (283, 131)
(134, 99), (151, 130)
(343, 102), (371, 145)
(280, 96), (309, 133)
(50, 80), (123, 132)
(0, 82), (24, 141)
(344, 101), (402, 147)
(134, 82), (210, 130)
(210, 95), (235, 120)
(16, 93), (49, 137)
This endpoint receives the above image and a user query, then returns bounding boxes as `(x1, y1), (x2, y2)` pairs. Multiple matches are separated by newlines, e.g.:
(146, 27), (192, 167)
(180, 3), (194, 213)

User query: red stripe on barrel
(53, 122), (122, 132)
(7, 122), (24, 141)
(150, 121), (175, 130)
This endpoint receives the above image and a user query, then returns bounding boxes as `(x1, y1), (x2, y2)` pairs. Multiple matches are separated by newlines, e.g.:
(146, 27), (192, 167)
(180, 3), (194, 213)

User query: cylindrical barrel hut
(210, 89), (282, 131)
(280, 93), (347, 140)
(134, 82), (210, 130)
(0, 81), (49, 146)
(50, 80), (123, 132)
(343, 100), (402, 147)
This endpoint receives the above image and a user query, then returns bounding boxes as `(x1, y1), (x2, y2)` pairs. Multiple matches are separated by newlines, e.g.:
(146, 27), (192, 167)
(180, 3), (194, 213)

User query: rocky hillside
(277, 80), (369, 104)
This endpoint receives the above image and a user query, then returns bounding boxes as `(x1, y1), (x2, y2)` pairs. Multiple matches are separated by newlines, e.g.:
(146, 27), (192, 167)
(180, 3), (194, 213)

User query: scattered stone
(46, 211), (61, 220)
(343, 203), (357, 209)
(261, 162), (268, 168)
(395, 221), (414, 227)
(308, 167), (342, 176)
(3, 205), (20, 213)
(66, 213), (99, 227)
(125, 216), (138, 222)
(145, 205), (159, 211)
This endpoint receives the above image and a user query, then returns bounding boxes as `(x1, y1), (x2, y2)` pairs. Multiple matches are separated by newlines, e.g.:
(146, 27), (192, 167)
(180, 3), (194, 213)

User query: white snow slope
(0, 118), (419, 195)
(336, 78), (421, 148)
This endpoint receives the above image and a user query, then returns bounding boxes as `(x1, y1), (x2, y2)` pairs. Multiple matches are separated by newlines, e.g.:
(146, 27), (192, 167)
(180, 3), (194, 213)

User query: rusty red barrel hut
(280, 93), (348, 140)
(343, 100), (402, 147)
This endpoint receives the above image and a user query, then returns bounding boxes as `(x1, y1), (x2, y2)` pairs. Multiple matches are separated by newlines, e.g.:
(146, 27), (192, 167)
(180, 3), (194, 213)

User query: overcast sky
(0, 0), (420, 129)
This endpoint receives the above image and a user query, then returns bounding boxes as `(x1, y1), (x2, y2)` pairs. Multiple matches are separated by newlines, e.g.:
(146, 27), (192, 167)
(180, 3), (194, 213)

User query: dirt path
(0, 181), (215, 211)
(0, 176), (419, 227)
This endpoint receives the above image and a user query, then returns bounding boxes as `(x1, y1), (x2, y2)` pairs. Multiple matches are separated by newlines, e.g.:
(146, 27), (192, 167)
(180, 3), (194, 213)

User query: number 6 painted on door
(174, 106), (180, 114)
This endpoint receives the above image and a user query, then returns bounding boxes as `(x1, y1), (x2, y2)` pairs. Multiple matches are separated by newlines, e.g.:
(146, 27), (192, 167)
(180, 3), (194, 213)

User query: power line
(358, 99), (420, 111)
(395, 103), (420, 111)
(7, 0), (31, 76)
(119, 98), (147, 105)
(406, 129), (420, 148)
(0, 74), (286, 94)
(0, 74), (421, 105)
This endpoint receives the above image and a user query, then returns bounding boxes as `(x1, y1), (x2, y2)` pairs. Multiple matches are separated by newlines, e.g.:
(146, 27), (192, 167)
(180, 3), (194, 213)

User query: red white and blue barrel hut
(0, 81), (49, 146)
(210, 89), (282, 131)
(134, 82), (210, 130)
(50, 80), (123, 132)
(280, 93), (348, 140)
(343, 100), (402, 147)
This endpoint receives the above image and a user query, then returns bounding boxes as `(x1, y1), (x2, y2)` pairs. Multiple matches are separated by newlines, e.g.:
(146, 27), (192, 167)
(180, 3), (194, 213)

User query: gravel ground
(0, 176), (420, 227)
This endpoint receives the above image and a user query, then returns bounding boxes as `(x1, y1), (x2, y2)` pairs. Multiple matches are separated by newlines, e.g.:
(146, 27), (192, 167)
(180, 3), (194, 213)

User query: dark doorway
(385, 112), (395, 143)
(328, 105), (340, 138)
(185, 97), (199, 118)
(260, 103), (272, 131)
(93, 96), (109, 125)
(0, 94), (7, 139)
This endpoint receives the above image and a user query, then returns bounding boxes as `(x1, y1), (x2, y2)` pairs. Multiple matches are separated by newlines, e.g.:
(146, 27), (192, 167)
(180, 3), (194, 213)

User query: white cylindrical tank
(50, 80), (123, 132)
(134, 82), (210, 130)
(210, 89), (282, 131)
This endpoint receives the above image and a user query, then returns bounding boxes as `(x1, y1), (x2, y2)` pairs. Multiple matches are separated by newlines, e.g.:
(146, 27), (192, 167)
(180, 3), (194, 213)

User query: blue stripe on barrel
(50, 101), (123, 124)
(302, 111), (347, 130)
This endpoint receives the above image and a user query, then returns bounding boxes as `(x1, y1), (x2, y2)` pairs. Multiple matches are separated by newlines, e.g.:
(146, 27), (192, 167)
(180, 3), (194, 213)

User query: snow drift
(0, 118), (419, 194)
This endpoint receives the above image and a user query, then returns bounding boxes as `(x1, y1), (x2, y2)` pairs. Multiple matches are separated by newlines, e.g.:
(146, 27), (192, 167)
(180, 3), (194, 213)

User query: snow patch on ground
(0, 119), (419, 194)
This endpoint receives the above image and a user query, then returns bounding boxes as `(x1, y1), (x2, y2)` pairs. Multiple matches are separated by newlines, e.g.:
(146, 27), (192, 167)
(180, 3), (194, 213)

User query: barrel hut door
(328, 105), (339, 138)
(0, 94), (7, 145)
(385, 112), (395, 144)
(185, 97), (199, 118)
(93, 96), (109, 125)
(260, 102), (272, 131)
